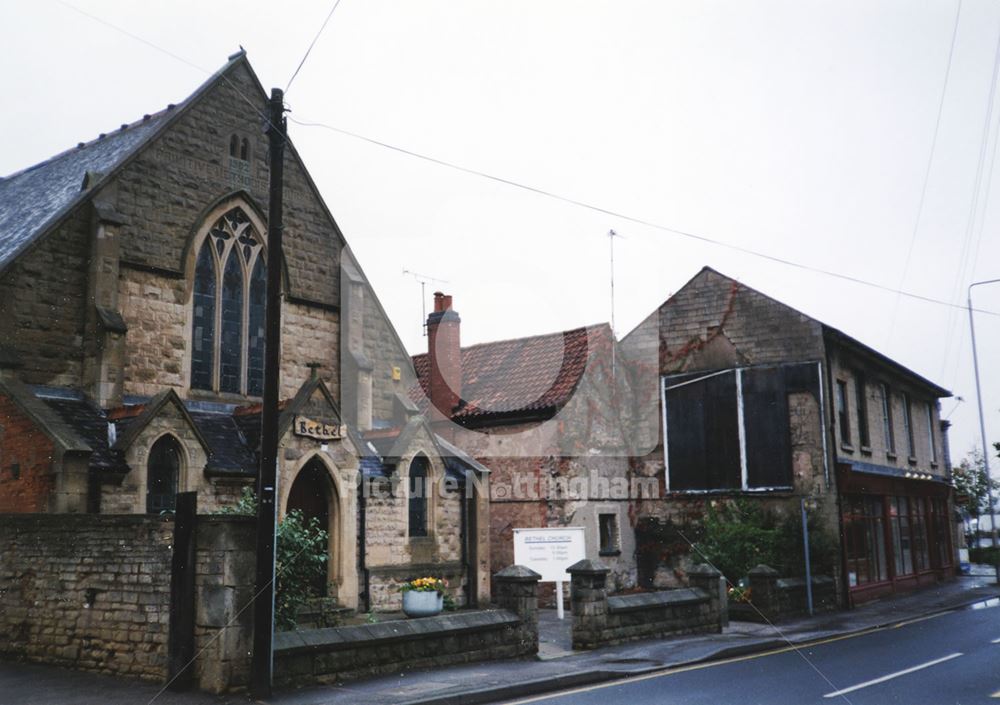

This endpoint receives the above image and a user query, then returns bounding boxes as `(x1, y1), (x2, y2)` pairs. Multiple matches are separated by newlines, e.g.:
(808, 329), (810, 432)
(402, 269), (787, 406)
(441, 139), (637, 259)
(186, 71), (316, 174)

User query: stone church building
(0, 51), (490, 612)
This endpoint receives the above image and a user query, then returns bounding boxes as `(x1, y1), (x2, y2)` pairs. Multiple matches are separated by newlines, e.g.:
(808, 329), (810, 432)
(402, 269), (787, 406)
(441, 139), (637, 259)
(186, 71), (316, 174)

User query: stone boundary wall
(569, 560), (726, 650)
(0, 512), (256, 693)
(729, 564), (836, 623)
(273, 565), (540, 688)
(0, 513), (174, 680)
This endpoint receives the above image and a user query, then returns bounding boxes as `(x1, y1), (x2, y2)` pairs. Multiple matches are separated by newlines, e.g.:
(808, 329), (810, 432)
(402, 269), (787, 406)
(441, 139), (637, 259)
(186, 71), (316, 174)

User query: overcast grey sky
(2, 0), (999, 460)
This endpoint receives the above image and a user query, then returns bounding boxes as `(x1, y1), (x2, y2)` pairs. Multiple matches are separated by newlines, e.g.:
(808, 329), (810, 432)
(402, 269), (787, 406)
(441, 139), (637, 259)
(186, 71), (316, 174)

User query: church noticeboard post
(513, 527), (586, 619)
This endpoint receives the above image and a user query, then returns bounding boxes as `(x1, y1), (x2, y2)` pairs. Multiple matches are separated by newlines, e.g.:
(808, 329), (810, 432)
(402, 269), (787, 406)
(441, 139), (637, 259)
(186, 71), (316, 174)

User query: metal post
(968, 279), (1000, 585)
(251, 87), (286, 699)
(801, 498), (814, 616)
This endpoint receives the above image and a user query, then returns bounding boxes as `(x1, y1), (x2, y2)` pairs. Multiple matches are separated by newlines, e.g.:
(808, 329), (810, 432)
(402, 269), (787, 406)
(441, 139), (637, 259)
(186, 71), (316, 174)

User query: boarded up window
(664, 363), (819, 492)
(665, 371), (741, 491)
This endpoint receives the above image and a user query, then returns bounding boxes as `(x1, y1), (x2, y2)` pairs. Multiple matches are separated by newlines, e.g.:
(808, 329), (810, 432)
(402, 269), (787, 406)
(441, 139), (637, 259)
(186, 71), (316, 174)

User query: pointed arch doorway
(286, 458), (336, 596)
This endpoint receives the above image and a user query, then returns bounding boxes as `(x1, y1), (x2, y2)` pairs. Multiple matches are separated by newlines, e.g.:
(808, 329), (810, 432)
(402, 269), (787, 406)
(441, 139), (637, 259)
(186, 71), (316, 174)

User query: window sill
(886, 452), (898, 461)
(930, 462), (939, 470)
(599, 549), (621, 557)
(860, 446), (872, 456)
(908, 456), (918, 466)
(841, 443), (855, 453)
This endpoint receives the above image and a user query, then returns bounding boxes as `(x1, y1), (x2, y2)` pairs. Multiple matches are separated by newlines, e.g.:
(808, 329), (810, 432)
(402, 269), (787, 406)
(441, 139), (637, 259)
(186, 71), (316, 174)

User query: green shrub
(214, 487), (329, 630)
(970, 546), (1000, 566)
(695, 498), (836, 584)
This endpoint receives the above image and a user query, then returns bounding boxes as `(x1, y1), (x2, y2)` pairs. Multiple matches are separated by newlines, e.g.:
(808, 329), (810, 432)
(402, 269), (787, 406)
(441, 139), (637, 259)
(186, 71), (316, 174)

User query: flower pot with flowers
(400, 576), (447, 617)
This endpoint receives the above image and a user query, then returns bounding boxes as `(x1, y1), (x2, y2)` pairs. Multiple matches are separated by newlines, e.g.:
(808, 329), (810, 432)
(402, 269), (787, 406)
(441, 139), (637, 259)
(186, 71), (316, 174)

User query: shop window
(147, 435), (180, 514)
(189, 207), (266, 396)
(843, 495), (888, 587)
(931, 498), (952, 568)
(408, 455), (429, 538)
(890, 496), (914, 576)
(599, 514), (619, 555)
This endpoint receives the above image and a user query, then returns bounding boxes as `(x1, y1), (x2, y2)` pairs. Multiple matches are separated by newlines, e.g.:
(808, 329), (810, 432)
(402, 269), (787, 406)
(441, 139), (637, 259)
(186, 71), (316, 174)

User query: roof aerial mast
(403, 269), (450, 336)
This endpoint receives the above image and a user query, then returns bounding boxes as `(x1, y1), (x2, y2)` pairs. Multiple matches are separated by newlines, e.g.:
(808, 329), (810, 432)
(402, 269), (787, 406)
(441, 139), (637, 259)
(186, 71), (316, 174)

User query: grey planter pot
(402, 590), (444, 617)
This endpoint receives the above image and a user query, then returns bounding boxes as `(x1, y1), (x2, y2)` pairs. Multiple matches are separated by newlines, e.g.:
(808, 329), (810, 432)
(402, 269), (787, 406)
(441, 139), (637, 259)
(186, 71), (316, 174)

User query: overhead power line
(288, 115), (1000, 318)
(51, 0), (1000, 321)
(887, 0), (964, 341)
(285, 0), (344, 94)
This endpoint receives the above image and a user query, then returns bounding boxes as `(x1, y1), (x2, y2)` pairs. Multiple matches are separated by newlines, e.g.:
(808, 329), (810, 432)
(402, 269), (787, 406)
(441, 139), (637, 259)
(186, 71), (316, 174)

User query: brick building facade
(621, 267), (956, 605)
(0, 52), (490, 612)
(412, 294), (646, 596)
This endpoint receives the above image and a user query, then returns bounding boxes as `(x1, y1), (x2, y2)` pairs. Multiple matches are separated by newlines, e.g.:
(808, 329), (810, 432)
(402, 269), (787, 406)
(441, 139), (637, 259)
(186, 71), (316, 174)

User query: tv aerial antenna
(403, 269), (450, 336)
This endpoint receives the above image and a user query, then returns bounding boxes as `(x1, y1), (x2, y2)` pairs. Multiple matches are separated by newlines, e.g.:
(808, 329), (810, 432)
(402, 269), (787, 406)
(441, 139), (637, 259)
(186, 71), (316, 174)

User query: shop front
(837, 464), (954, 605)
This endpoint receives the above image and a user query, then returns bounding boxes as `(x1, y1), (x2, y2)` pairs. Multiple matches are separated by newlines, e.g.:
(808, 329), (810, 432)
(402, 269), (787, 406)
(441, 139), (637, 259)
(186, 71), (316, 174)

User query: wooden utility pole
(251, 87), (286, 700)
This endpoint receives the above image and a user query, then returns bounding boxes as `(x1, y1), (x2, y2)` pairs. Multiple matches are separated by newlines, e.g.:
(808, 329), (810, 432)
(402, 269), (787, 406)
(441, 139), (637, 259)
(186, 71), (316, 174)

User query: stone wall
(729, 564), (837, 623)
(568, 560), (725, 650)
(0, 210), (91, 389)
(0, 513), (174, 680)
(0, 512), (256, 693)
(273, 564), (539, 688)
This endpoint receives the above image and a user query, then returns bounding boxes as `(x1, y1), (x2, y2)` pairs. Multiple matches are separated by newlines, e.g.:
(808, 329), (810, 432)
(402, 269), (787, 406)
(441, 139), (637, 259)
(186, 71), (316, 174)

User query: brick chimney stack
(426, 292), (462, 419)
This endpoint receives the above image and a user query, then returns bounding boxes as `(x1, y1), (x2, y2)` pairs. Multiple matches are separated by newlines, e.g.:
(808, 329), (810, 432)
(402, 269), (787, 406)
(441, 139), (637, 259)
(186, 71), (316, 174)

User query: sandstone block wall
(0, 514), (174, 680)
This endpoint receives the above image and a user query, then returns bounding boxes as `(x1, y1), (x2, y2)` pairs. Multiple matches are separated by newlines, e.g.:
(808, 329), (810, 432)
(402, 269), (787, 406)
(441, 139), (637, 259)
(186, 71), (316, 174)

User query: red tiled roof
(412, 324), (611, 421)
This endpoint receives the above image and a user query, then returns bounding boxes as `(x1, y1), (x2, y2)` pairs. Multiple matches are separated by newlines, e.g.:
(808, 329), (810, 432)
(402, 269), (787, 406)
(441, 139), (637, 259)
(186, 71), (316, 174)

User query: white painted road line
(822, 653), (964, 699)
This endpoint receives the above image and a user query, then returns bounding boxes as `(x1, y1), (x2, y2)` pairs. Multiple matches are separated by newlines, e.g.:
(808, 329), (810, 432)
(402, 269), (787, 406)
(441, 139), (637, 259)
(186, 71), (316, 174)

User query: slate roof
(0, 52), (247, 274)
(190, 411), (256, 475)
(36, 394), (127, 472)
(411, 324), (611, 422)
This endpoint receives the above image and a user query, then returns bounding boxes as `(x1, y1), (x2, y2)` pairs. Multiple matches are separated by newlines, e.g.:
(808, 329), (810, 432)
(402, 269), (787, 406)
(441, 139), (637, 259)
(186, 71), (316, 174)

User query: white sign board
(513, 527), (586, 583)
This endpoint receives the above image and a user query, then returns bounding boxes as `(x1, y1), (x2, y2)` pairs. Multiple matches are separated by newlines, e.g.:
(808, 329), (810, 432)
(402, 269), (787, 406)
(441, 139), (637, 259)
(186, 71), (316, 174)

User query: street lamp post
(968, 278), (1000, 585)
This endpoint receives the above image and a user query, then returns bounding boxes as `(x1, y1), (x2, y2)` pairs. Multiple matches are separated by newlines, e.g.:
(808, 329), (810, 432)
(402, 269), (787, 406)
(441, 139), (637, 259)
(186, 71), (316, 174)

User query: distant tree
(953, 447), (999, 525)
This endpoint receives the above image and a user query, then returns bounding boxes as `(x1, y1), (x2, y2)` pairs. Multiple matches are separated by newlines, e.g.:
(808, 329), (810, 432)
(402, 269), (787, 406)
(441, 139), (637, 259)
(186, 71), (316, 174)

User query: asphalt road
(508, 601), (1000, 705)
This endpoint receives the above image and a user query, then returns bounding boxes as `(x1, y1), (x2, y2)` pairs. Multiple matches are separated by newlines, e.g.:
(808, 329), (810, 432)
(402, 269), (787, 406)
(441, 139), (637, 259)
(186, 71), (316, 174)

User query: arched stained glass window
(247, 256), (267, 397)
(220, 249), (244, 394)
(408, 455), (429, 538)
(191, 241), (216, 390)
(190, 206), (265, 396)
(147, 435), (180, 514)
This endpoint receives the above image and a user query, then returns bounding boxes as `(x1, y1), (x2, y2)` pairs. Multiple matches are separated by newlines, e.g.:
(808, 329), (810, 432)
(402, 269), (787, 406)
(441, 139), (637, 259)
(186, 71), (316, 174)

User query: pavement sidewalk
(2, 573), (997, 705)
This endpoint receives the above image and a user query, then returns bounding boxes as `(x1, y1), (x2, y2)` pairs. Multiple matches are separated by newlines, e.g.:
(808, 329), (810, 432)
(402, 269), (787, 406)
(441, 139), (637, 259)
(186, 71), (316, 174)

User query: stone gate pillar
(567, 559), (610, 650)
(494, 565), (541, 654)
(688, 563), (726, 631)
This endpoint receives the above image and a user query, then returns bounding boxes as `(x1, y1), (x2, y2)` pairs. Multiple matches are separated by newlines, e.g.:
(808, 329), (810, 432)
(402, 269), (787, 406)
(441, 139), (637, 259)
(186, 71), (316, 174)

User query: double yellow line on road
(506, 610), (958, 704)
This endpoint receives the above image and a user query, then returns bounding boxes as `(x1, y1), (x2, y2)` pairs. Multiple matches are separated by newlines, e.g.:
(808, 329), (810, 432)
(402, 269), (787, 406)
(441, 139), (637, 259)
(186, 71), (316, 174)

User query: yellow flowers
(400, 576), (448, 593)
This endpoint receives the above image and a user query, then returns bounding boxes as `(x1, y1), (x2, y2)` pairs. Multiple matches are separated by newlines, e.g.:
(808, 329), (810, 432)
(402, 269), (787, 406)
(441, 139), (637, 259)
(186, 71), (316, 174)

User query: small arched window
(147, 435), (181, 514)
(229, 134), (239, 158)
(408, 455), (429, 537)
(190, 207), (265, 395)
(240, 137), (250, 161)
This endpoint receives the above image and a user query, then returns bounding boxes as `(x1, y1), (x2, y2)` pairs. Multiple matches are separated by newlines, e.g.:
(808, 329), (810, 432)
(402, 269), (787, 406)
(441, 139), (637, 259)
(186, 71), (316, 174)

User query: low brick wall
(569, 560), (726, 650)
(273, 564), (540, 688)
(729, 564), (837, 623)
(0, 513), (174, 680)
